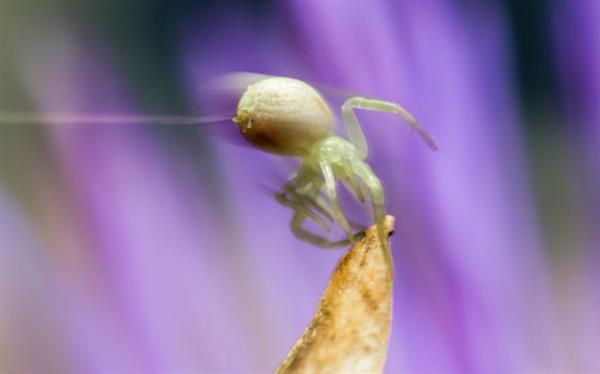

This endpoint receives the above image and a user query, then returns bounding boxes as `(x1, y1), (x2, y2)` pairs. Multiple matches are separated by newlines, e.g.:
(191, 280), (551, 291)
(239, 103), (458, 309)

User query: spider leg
(280, 168), (336, 222)
(309, 189), (367, 232)
(290, 212), (361, 249)
(319, 160), (356, 242)
(276, 162), (366, 247)
(304, 192), (336, 223)
(341, 158), (365, 203)
(276, 174), (331, 231)
(341, 99), (368, 159)
(287, 180), (337, 223)
(292, 182), (367, 232)
(342, 96), (438, 152)
(351, 159), (393, 267)
(279, 178), (367, 247)
(276, 190), (331, 231)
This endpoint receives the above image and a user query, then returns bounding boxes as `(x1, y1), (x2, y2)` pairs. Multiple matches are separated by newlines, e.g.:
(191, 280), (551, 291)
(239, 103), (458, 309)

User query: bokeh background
(1, 0), (598, 373)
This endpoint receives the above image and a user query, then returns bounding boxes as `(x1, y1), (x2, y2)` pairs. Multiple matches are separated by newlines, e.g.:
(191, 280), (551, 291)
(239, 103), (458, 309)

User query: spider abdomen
(233, 77), (333, 156)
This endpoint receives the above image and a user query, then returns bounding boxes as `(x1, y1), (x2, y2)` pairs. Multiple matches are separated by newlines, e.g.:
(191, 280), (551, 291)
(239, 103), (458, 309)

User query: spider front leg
(342, 96), (438, 153)
(350, 159), (393, 268)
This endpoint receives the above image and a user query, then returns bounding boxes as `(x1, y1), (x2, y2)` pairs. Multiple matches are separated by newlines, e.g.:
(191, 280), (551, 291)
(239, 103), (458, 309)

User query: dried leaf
(276, 216), (395, 374)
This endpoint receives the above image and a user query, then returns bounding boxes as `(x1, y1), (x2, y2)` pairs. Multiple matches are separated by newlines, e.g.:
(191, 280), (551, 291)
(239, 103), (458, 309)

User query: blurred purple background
(1, 0), (598, 373)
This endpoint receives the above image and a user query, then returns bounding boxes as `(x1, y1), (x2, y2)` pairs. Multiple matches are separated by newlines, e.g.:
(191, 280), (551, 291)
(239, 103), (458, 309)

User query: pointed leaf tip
(276, 216), (395, 373)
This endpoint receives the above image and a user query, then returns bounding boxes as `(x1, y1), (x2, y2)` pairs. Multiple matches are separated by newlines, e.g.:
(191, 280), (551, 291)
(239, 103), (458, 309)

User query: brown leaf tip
(276, 215), (395, 374)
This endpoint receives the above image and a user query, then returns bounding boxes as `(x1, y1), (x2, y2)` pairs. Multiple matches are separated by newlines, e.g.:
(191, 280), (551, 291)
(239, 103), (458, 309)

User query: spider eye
(232, 110), (250, 126)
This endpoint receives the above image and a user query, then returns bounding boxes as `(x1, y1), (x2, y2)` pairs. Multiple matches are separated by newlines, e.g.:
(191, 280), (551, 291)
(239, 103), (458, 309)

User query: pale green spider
(232, 76), (437, 260)
(0, 73), (437, 262)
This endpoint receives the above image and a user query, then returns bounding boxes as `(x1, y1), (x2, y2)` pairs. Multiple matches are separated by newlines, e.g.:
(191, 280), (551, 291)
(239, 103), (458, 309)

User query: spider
(232, 76), (437, 260)
(0, 73), (437, 262)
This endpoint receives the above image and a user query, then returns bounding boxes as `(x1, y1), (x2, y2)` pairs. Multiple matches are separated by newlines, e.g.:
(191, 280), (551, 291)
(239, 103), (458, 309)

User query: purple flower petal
(287, 1), (560, 372)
